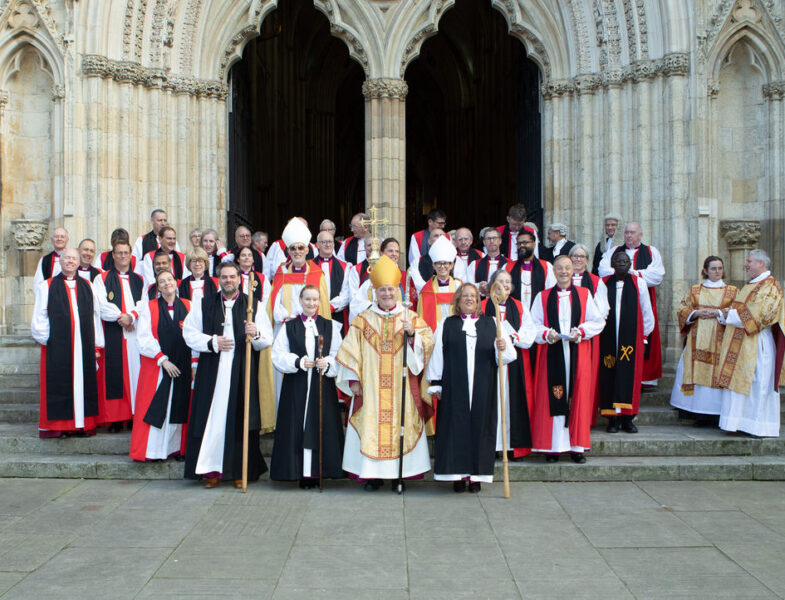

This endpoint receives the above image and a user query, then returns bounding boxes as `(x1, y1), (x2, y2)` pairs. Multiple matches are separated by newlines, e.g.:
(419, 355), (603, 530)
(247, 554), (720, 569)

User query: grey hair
(748, 249), (772, 269)
(488, 267), (511, 287)
(548, 223), (568, 237)
(604, 213), (622, 223)
(252, 231), (267, 242)
(524, 221), (539, 235)
(202, 228), (218, 238)
(150, 208), (166, 219)
(189, 228), (202, 238)
(569, 243), (591, 258)
(319, 219), (336, 231)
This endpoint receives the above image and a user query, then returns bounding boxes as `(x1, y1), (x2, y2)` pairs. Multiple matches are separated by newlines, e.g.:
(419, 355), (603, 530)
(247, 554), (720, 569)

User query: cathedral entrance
(405, 0), (542, 238)
(227, 0), (365, 240)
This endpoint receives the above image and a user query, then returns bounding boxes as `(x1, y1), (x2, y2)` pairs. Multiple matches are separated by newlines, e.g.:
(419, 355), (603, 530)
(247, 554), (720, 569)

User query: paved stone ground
(1, 478), (784, 599)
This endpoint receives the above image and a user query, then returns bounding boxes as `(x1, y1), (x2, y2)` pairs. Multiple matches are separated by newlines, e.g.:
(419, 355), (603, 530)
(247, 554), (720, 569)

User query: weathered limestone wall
(0, 0), (783, 374)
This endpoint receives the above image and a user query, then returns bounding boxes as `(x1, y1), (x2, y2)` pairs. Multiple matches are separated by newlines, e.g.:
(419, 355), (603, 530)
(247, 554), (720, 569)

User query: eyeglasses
(572, 254), (588, 259)
(289, 245), (307, 252)
(433, 220), (447, 228)
(317, 240), (334, 244)
(517, 241), (535, 246)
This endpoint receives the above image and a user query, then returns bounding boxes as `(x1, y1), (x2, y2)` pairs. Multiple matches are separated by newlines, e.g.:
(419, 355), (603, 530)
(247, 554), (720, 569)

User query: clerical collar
(749, 270), (771, 284)
(222, 291), (240, 302)
(458, 251), (468, 257)
(459, 313), (479, 319)
(117, 271), (129, 276)
(437, 279), (450, 286)
(300, 314), (316, 322)
(53, 252), (61, 257)
(557, 285), (573, 293)
(702, 279), (725, 288)
(522, 261), (533, 271)
(241, 270), (250, 275)
(317, 256), (331, 262)
(78, 266), (91, 271)
(488, 255), (500, 261)
(291, 264), (307, 273)
(626, 245), (640, 250)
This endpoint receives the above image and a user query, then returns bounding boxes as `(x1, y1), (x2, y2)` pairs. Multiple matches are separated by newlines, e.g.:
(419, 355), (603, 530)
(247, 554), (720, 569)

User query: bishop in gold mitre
(335, 255), (435, 490)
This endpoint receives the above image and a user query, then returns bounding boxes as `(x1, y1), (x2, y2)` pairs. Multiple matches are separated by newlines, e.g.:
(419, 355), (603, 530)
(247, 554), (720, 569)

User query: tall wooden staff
(241, 270), (255, 493)
(490, 281), (511, 499)
(397, 271), (413, 495)
(317, 334), (324, 492)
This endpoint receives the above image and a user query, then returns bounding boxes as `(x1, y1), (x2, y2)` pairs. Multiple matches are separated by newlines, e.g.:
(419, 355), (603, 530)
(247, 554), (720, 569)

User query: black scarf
(343, 237), (359, 265)
(178, 275), (218, 300)
(103, 269), (144, 400)
(101, 252), (115, 272)
(499, 225), (513, 257)
(41, 252), (57, 280)
(474, 255), (509, 285)
(599, 275), (640, 412)
(358, 260), (370, 284)
(144, 298), (191, 427)
(579, 271), (597, 294)
(142, 230), (159, 256)
(314, 256), (345, 299)
(147, 284), (159, 300)
(45, 275), (99, 420)
(510, 258), (546, 308)
(169, 252), (185, 280)
(612, 244), (652, 270)
(545, 287), (581, 422)
(418, 254), (435, 282)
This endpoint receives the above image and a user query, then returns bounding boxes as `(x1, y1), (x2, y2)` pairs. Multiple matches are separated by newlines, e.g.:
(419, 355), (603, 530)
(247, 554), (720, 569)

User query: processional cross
(360, 205), (389, 268)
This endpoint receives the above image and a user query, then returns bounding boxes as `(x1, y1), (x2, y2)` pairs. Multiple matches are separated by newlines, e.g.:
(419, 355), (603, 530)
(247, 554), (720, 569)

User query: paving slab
(274, 588), (409, 600)
(1, 546), (172, 600)
(0, 574), (25, 597)
(0, 478), (77, 516)
(600, 547), (779, 599)
(137, 578), (276, 599)
(635, 481), (739, 511)
(715, 539), (785, 597)
(674, 509), (785, 544)
(0, 532), (73, 572)
(69, 507), (206, 548)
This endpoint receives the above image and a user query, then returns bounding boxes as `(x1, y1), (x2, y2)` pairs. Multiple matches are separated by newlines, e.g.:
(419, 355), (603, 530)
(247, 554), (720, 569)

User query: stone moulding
(541, 52), (690, 99)
(361, 78), (408, 100)
(10, 219), (47, 251)
(720, 220), (761, 248)
(81, 54), (228, 100)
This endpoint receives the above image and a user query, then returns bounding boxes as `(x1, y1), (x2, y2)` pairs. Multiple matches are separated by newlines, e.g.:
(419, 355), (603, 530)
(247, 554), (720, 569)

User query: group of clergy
(30, 204), (783, 493)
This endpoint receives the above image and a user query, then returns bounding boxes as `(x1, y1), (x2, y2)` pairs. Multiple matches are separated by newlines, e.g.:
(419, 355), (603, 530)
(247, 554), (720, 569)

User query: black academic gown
(184, 291), (267, 481)
(270, 317), (344, 481)
(433, 315), (499, 478)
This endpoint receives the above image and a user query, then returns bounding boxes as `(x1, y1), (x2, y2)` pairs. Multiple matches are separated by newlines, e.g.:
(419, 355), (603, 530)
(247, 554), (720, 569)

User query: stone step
(1, 452), (783, 481)
(0, 403), (39, 422)
(0, 389), (39, 405)
(0, 374), (39, 389)
(1, 423), (781, 459)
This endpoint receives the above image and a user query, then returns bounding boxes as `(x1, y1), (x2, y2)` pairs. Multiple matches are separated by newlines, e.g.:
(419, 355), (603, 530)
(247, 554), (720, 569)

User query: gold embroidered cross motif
(620, 345), (634, 361)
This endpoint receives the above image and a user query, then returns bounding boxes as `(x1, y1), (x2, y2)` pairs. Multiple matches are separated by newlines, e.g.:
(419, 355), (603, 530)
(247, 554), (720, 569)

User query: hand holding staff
(241, 270), (255, 493)
(490, 281), (511, 499)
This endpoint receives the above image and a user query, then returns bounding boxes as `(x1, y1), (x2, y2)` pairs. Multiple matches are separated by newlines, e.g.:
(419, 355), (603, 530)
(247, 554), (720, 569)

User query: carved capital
(10, 220), (48, 251)
(720, 220), (761, 249)
(631, 60), (657, 82)
(763, 80), (785, 100)
(362, 78), (408, 100)
(0, 89), (9, 106)
(51, 84), (65, 101)
(574, 74), (602, 95)
(661, 52), (690, 77)
(540, 79), (574, 100)
(707, 79), (720, 98)
(602, 68), (625, 88)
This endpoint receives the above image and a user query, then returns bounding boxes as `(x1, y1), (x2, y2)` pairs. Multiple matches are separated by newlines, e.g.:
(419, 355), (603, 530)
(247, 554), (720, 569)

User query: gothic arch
(708, 25), (785, 84)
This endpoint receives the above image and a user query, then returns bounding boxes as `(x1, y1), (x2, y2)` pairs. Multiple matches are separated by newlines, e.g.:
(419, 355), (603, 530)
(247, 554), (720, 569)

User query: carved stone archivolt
(720, 220), (762, 249)
(362, 78), (408, 100)
(10, 219), (47, 251)
(82, 54), (228, 99)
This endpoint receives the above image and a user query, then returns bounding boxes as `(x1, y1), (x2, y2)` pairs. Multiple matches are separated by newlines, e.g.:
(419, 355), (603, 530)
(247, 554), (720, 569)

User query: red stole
(418, 278), (456, 332)
(269, 263), (324, 312)
(531, 287), (594, 450)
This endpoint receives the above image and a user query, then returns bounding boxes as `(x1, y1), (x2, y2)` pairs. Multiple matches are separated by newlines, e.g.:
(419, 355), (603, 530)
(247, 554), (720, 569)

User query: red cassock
(531, 287), (595, 451)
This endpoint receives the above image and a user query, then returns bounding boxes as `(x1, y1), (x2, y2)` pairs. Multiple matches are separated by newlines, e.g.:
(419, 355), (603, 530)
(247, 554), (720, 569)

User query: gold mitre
(369, 255), (401, 289)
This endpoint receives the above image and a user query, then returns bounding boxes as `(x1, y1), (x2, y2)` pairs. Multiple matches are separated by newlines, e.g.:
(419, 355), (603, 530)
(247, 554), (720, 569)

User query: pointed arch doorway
(405, 0), (542, 239)
(227, 0), (365, 240)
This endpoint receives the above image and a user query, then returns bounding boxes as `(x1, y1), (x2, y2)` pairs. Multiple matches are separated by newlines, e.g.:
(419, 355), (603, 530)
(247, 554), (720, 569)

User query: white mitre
(281, 218), (311, 248)
(429, 235), (457, 263)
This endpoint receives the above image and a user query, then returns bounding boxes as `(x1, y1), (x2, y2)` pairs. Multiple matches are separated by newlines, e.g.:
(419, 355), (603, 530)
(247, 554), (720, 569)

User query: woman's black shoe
(299, 478), (315, 489)
(363, 479), (383, 492)
(453, 480), (467, 493)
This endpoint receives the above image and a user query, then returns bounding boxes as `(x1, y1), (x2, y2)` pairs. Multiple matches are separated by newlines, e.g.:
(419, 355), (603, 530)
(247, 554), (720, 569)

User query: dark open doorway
(405, 0), (542, 240)
(228, 0), (365, 241)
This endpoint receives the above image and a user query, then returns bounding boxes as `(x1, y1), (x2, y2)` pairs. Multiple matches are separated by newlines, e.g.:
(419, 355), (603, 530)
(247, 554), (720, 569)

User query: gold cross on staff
(359, 205), (389, 239)
(360, 205), (390, 267)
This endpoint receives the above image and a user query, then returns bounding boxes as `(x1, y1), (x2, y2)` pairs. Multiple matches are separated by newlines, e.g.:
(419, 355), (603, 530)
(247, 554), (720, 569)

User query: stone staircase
(1, 336), (784, 481)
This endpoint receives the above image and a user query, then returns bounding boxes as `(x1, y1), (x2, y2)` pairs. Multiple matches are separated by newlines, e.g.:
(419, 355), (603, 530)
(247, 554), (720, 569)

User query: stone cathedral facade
(0, 0), (783, 365)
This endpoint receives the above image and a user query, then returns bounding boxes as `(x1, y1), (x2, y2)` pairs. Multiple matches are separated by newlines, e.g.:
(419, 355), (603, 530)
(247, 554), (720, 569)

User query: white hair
(548, 223), (568, 237)
(569, 243), (591, 257)
(748, 249), (771, 269)
(604, 213), (622, 223)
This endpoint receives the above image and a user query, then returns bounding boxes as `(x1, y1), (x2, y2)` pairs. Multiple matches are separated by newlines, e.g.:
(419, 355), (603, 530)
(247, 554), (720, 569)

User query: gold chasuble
(336, 308), (434, 459)
(677, 283), (737, 394)
(717, 276), (785, 395)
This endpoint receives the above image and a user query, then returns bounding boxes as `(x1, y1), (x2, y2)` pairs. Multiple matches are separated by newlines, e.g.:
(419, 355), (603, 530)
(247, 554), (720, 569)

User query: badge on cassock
(552, 385), (564, 399)
(108, 291), (114, 301)
(603, 354), (616, 368)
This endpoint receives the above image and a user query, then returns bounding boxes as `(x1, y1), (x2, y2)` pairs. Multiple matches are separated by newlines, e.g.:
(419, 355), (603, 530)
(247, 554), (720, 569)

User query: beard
(520, 247), (534, 259)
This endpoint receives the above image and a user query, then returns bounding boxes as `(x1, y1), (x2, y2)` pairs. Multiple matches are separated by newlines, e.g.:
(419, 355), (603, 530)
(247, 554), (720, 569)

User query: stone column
(763, 81), (784, 282)
(362, 78), (407, 263)
(720, 220), (761, 285)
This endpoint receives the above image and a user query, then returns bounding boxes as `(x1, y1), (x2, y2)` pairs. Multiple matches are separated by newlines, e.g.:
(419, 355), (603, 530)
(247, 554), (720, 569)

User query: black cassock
(270, 317), (344, 481)
(184, 291), (268, 481)
(432, 315), (499, 478)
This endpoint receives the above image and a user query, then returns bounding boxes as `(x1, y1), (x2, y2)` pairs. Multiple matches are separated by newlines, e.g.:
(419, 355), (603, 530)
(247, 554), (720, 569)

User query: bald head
(623, 222), (643, 248)
(60, 248), (79, 278)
